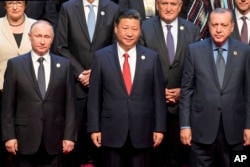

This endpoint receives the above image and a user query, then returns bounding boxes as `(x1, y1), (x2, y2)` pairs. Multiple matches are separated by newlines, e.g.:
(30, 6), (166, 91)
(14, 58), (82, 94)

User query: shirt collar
(31, 50), (50, 63)
(83, 0), (99, 7)
(160, 17), (178, 28)
(117, 43), (137, 58)
(235, 8), (250, 20)
(212, 39), (229, 51)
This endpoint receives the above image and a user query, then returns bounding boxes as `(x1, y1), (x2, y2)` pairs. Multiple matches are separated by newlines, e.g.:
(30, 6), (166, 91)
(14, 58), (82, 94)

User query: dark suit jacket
(119, 0), (148, 20)
(56, 0), (118, 98)
(1, 52), (77, 155)
(87, 44), (167, 148)
(140, 16), (200, 114)
(0, 1), (58, 28)
(118, 0), (190, 20)
(231, 10), (250, 44)
(180, 38), (250, 145)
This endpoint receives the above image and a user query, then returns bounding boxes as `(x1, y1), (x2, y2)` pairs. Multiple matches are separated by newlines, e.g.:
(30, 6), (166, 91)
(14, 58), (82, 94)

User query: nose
(216, 25), (222, 33)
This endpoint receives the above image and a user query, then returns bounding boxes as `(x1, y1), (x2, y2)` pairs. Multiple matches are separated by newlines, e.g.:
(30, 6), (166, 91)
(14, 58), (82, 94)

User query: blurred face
(156, 0), (183, 24)
(5, 1), (25, 21)
(208, 11), (234, 46)
(29, 23), (54, 56)
(115, 18), (140, 52)
(234, 0), (250, 15)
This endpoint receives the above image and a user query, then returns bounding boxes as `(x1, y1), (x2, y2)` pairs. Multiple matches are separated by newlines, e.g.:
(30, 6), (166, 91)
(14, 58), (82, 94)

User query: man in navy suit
(180, 8), (250, 167)
(87, 9), (167, 167)
(1, 20), (77, 167)
(140, 0), (200, 166)
(56, 0), (118, 166)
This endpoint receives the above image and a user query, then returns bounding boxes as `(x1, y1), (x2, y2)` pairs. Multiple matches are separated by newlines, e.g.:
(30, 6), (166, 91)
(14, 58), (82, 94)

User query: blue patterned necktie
(87, 4), (95, 42)
(37, 57), (46, 98)
(166, 25), (175, 64)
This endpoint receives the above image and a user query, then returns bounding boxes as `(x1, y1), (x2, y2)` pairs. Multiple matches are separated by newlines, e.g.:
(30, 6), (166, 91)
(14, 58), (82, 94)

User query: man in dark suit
(140, 0), (200, 166)
(56, 0), (118, 166)
(1, 20), (77, 167)
(119, 0), (157, 20)
(231, 0), (250, 44)
(0, 0), (58, 28)
(180, 8), (250, 167)
(87, 9), (167, 167)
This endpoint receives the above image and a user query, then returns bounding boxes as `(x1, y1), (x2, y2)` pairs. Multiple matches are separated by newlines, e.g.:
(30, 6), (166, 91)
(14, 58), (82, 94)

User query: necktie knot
(88, 4), (94, 10)
(217, 47), (224, 55)
(166, 25), (172, 31)
(123, 53), (129, 60)
(242, 16), (247, 22)
(38, 57), (44, 64)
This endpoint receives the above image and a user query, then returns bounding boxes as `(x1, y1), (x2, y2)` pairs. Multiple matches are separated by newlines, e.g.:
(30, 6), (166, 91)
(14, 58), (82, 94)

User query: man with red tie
(87, 9), (167, 167)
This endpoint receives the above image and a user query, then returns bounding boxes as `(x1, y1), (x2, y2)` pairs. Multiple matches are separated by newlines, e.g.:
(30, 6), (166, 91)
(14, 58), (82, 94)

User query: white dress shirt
(235, 8), (250, 43)
(117, 43), (136, 83)
(160, 18), (178, 55)
(83, 0), (99, 24)
(31, 51), (51, 91)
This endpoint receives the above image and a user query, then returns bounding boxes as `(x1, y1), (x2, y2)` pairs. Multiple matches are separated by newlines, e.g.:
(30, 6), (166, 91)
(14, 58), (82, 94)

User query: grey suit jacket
(180, 38), (250, 145)
(140, 16), (200, 114)
(87, 44), (166, 148)
(56, 0), (118, 98)
(1, 52), (77, 154)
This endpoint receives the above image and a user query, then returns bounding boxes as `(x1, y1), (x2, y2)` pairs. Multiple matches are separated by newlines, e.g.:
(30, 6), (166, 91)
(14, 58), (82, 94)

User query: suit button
(218, 107), (221, 110)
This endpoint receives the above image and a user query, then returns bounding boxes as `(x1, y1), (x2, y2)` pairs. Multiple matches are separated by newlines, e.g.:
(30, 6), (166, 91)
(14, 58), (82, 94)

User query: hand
(5, 139), (18, 155)
(180, 128), (192, 146)
(165, 88), (180, 104)
(91, 132), (102, 148)
(62, 140), (75, 154)
(153, 132), (164, 148)
(78, 69), (91, 87)
(243, 129), (250, 146)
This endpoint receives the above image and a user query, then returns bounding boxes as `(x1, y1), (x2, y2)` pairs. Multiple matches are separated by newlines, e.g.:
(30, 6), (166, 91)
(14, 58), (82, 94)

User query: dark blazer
(119, 0), (148, 20)
(180, 38), (250, 145)
(140, 16), (200, 114)
(56, 0), (118, 98)
(230, 10), (250, 44)
(87, 44), (167, 148)
(1, 52), (77, 155)
(0, 1), (58, 28)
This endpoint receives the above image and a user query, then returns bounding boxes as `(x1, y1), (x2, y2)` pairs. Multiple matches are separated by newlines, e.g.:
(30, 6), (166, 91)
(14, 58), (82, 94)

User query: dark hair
(2, 0), (28, 8)
(115, 9), (142, 25)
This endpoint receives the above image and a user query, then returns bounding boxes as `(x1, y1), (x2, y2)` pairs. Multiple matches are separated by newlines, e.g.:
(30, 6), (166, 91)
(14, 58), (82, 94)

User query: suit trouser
(190, 119), (243, 167)
(101, 136), (153, 167)
(16, 140), (62, 167)
(0, 91), (10, 167)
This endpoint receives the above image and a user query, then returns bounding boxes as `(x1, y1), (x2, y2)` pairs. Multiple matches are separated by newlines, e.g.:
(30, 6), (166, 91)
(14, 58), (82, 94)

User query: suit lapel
(2, 16), (19, 50)
(21, 53), (42, 98)
(201, 39), (221, 90)
(108, 44), (127, 93)
(131, 45), (145, 95)
(92, 0), (109, 43)
(222, 39), (238, 90)
(174, 18), (186, 67)
(74, 0), (89, 41)
(153, 17), (170, 67)
(45, 54), (58, 99)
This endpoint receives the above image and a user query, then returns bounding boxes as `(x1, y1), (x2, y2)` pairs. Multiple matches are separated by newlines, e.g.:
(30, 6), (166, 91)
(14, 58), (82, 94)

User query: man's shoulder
(178, 17), (200, 30)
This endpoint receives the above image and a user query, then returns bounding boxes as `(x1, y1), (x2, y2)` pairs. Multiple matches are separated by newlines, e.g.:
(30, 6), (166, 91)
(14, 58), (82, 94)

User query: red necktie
(123, 53), (132, 95)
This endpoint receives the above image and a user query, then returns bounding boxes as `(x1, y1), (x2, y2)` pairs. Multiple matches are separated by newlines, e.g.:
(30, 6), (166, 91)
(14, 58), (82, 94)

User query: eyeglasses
(6, 1), (24, 7)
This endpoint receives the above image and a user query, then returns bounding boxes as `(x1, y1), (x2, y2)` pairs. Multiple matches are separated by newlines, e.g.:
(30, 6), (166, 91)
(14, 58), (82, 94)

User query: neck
(8, 15), (25, 27)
